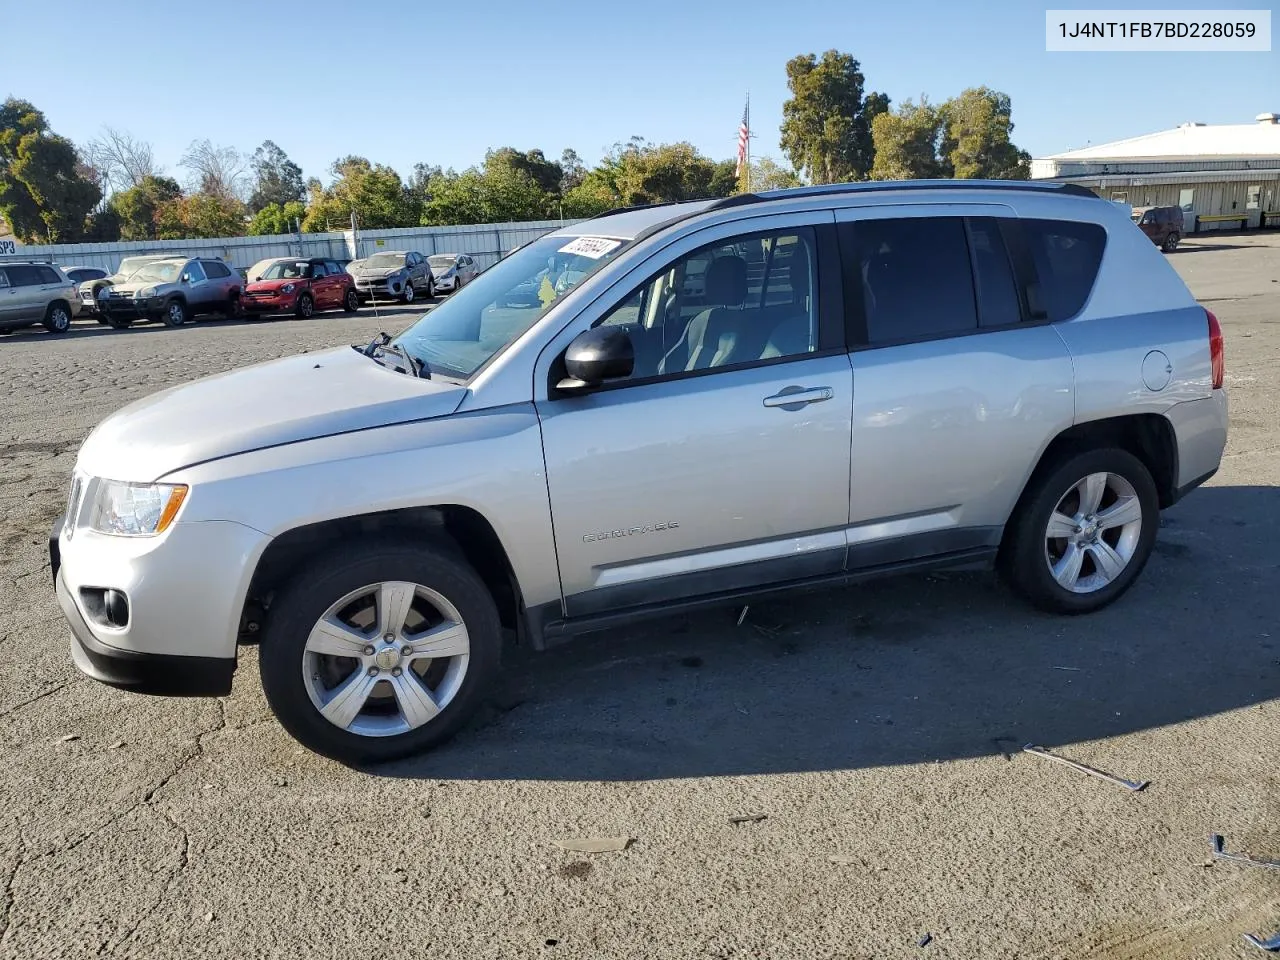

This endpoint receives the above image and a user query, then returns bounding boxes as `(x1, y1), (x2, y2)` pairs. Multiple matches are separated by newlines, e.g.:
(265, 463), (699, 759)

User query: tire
(222, 296), (244, 320)
(1162, 232), (1180, 253)
(402, 281), (415, 304)
(162, 299), (188, 327)
(999, 447), (1158, 615)
(105, 316), (133, 330)
(295, 293), (314, 319)
(425, 278), (434, 299)
(343, 288), (359, 313)
(43, 301), (72, 334)
(258, 540), (502, 765)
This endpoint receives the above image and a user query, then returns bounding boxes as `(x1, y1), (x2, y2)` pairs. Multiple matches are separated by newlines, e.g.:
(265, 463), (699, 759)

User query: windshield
(393, 233), (627, 379)
(128, 261), (184, 283)
(428, 255), (457, 269)
(118, 257), (160, 278)
(364, 253), (405, 269)
(261, 261), (312, 280)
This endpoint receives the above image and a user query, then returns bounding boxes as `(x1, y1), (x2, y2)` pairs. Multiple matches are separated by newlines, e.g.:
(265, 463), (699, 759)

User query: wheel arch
(239, 504), (527, 649)
(1011, 413), (1179, 529)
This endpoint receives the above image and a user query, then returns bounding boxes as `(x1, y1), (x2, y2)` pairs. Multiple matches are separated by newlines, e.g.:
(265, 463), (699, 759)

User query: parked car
(246, 257), (296, 283)
(352, 250), (433, 303)
(77, 255), (186, 321)
(50, 180), (1228, 764)
(0, 261), (79, 333)
(427, 253), (479, 294)
(1131, 205), (1183, 252)
(242, 258), (360, 318)
(96, 256), (243, 328)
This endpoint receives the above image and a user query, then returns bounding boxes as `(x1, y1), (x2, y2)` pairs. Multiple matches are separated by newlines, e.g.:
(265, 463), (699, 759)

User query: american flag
(735, 97), (750, 178)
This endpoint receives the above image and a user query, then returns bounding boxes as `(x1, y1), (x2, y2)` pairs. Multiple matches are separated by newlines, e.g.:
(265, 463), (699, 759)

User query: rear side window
(6, 265), (41, 286)
(38, 266), (63, 284)
(848, 217), (977, 344)
(966, 219), (1022, 328)
(0, 270), (8, 288)
(1020, 219), (1106, 322)
(203, 261), (231, 278)
(326, 261), (343, 275)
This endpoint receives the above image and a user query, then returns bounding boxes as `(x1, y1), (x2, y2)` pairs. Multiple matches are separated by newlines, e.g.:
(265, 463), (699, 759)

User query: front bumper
(242, 293), (298, 314)
(355, 278), (404, 299)
(99, 296), (164, 320)
(50, 512), (269, 695)
(434, 276), (456, 292)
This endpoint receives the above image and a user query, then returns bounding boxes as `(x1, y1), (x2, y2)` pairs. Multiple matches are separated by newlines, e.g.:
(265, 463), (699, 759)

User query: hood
(356, 265), (403, 278)
(247, 277), (308, 293)
(76, 346), (467, 481)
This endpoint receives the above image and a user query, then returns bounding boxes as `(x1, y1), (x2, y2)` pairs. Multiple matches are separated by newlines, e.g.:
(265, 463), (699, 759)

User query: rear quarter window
(1020, 219), (1107, 322)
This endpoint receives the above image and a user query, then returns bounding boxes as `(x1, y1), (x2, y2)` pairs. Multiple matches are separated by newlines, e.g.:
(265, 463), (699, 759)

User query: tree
(180, 139), (248, 202)
(559, 148), (586, 193)
(248, 200), (306, 235)
(407, 162), (442, 210)
(247, 140), (305, 212)
(302, 156), (416, 232)
(155, 193), (246, 239)
(83, 127), (158, 195)
(938, 87), (1030, 180)
(743, 156), (803, 192)
(781, 51), (886, 184)
(485, 148), (563, 195)
(0, 98), (100, 242)
(869, 98), (947, 180)
(109, 174), (183, 240)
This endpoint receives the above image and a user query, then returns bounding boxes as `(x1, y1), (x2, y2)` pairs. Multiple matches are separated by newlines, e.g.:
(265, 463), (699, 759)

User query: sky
(4, 0), (1276, 187)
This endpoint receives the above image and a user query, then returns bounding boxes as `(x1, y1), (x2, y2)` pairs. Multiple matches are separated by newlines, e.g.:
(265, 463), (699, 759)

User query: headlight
(87, 481), (188, 537)
(139, 286), (157, 298)
(281, 283), (295, 294)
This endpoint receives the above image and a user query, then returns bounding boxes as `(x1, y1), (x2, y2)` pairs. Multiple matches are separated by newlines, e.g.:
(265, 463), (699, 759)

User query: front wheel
(162, 299), (188, 327)
(402, 282), (415, 304)
(999, 447), (1158, 614)
(295, 293), (314, 319)
(343, 288), (360, 313)
(258, 541), (502, 765)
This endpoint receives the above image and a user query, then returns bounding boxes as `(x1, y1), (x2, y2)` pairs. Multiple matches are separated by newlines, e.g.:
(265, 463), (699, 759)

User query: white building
(1031, 112), (1280, 232)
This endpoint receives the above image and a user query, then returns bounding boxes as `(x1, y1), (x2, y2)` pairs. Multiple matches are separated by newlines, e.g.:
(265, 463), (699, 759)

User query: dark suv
(1132, 206), (1183, 252)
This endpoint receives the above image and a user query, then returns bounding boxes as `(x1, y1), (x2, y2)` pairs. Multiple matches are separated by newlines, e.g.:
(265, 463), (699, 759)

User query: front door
(836, 209), (1078, 566)
(536, 219), (853, 618)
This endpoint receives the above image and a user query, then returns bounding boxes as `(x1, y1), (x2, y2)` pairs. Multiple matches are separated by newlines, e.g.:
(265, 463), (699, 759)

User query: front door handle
(762, 386), (833, 410)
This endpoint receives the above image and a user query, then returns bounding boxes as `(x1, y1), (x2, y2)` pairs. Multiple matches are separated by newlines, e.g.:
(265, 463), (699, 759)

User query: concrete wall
(8, 220), (580, 274)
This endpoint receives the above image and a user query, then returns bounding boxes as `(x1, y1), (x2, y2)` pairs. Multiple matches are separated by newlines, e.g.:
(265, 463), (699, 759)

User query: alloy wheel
(1044, 472), (1143, 594)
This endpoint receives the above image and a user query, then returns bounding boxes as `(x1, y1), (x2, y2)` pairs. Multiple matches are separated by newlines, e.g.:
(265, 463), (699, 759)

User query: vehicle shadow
(378, 484), (1279, 782)
(1173, 242), (1261, 254)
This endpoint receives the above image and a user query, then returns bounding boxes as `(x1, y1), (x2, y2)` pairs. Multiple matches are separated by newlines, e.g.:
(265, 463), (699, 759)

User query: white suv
(51, 181), (1228, 763)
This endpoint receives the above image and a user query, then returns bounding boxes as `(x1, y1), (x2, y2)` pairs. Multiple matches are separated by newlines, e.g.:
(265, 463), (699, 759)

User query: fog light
(104, 590), (129, 628)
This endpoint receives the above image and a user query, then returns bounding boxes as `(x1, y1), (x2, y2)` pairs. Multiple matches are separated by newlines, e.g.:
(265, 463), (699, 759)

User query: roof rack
(726, 179), (1100, 206)
(584, 200), (683, 221)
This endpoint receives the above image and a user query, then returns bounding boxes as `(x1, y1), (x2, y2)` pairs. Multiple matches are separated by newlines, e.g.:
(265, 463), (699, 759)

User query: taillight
(1206, 308), (1224, 390)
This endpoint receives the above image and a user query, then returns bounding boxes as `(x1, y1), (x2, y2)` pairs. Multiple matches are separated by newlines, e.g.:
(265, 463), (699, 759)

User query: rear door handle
(763, 386), (833, 409)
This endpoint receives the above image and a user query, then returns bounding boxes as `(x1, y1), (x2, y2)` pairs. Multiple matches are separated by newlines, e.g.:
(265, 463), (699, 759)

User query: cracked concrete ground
(0, 235), (1278, 959)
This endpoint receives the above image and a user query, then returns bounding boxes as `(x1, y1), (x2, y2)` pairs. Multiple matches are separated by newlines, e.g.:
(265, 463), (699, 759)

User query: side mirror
(180, 274), (191, 284)
(557, 326), (634, 394)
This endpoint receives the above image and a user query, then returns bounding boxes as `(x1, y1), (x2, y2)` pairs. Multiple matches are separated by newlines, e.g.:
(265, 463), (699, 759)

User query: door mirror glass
(558, 326), (634, 392)
(181, 273), (191, 284)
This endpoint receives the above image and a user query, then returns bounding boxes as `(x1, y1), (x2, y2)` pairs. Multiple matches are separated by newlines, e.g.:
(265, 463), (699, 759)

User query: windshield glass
(118, 257), (160, 278)
(393, 234), (627, 379)
(128, 261), (184, 283)
(261, 261), (312, 280)
(364, 253), (405, 269)
(428, 255), (457, 269)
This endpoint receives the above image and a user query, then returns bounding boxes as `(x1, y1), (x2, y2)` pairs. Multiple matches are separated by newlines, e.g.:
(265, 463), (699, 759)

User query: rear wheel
(1000, 447), (1158, 614)
(343, 288), (359, 313)
(221, 296), (244, 320)
(258, 541), (502, 765)
(162, 299), (188, 327)
(43, 302), (72, 334)
(1162, 232), (1180, 253)
(295, 293), (314, 319)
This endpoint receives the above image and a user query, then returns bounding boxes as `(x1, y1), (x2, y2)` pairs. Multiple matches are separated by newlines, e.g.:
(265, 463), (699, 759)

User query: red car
(242, 258), (360, 318)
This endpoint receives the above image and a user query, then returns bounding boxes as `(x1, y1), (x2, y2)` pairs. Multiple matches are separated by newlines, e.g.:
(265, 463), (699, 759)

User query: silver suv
(50, 181), (1229, 764)
(352, 250), (433, 303)
(0, 261), (80, 333)
(97, 256), (243, 328)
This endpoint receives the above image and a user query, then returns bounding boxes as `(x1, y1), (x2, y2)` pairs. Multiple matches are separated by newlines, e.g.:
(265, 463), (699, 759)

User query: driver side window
(595, 229), (819, 381)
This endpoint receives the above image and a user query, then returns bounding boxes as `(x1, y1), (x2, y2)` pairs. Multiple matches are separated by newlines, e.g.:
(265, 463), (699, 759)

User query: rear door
(6, 265), (45, 323)
(838, 207), (1077, 568)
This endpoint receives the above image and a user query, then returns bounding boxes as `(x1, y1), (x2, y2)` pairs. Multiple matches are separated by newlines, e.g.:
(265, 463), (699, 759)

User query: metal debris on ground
(917, 933), (933, 947)
(108, 741), (125, 750)
(729, 813), (768, 825)
(1021, 744), (1149, 791)
(554, 837), (631, 853)
(59, 734), (79, 742)
(828, 855), (860, 865)
(1243, 928), (1280, 952)
(1211, 834), (1280, 871)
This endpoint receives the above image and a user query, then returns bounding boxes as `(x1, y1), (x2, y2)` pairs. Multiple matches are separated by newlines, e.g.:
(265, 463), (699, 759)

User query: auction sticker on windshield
(558, 237), (622, 259)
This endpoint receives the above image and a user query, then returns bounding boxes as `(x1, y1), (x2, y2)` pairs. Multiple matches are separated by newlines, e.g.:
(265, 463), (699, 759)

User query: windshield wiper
(357, 332), (431, 379)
